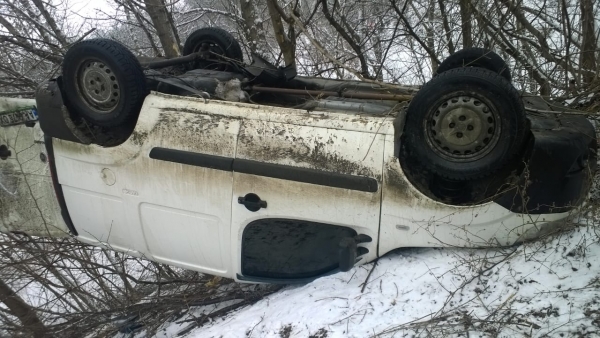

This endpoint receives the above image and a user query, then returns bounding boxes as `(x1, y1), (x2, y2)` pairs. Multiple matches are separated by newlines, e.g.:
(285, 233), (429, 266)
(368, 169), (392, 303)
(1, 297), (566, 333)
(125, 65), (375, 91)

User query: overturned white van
(1, 29), (596, 283)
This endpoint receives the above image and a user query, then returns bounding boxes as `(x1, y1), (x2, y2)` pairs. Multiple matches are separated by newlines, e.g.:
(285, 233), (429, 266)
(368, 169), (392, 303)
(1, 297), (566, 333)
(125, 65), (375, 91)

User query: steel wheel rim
(426, 95), (501, 162)
(76, 60), (120, 113)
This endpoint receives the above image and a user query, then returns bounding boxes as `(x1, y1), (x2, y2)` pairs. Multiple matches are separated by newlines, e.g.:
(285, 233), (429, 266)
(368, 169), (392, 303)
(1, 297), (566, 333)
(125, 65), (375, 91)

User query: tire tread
(436, 48), (512, 82)
(404, 67), (527, 181)
(62, 39), (147, 127)
(183, 27), (243, 62)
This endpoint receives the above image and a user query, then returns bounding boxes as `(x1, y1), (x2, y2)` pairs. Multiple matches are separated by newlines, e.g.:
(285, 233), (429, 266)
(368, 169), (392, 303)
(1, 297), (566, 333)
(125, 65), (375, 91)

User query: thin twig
(360, 260), (379, 293)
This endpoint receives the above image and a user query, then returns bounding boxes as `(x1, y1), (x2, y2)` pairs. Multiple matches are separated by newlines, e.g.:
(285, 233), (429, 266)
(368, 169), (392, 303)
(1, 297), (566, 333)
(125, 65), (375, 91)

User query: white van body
(1, 93), (572, 282)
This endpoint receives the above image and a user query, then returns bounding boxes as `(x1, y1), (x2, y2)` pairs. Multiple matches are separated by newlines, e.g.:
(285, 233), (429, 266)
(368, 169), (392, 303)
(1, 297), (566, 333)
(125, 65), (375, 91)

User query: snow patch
(172, 224), (600, 337)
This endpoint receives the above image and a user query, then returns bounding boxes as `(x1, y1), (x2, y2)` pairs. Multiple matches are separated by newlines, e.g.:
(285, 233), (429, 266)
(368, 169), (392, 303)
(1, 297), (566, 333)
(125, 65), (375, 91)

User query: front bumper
(495, 114), (597, 214)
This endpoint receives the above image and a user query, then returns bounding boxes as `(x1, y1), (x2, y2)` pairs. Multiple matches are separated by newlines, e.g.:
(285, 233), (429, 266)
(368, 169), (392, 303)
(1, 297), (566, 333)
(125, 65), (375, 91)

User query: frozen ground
(139, 220), (600, 338)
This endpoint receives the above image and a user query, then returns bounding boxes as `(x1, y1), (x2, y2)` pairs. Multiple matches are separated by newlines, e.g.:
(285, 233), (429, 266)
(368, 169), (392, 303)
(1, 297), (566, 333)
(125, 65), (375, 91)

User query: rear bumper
(36, 79), (135, 146)
(495, 114), (597, 214)
(35, 79), (85, 143)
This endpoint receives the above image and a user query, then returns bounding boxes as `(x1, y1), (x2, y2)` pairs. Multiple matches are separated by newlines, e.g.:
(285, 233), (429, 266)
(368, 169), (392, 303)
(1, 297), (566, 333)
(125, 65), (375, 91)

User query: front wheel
(403, 67), (528, 181)
(62, 39), (147, 128)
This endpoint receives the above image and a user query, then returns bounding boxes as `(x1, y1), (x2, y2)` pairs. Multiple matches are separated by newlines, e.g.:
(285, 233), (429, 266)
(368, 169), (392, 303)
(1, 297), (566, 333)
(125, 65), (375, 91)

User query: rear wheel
(62, 39), (147, 128)
(437, 48), (511, 82)
(403, 67), (527, 181)
(183, 27), (243, 70)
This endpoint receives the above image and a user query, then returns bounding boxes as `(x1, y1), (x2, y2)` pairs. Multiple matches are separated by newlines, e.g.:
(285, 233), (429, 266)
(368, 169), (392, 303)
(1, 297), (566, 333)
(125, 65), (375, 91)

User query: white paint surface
(2, 92), (582, 281)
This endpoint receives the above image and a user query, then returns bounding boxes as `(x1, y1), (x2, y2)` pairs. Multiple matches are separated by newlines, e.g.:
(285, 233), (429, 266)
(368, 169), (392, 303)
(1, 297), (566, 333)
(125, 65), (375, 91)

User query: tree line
(1, 0), (599, 96)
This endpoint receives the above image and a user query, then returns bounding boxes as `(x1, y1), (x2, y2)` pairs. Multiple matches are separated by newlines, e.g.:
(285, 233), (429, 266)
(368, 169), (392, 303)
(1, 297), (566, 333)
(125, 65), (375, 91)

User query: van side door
(230, 107), (389, 282)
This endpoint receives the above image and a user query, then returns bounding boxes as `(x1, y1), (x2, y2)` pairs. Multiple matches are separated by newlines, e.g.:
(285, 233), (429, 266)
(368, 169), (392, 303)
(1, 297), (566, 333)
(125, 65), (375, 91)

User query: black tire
(403, 67), (528, 181)
(437, 48), (512, 82)
(62, 39), (147, 128)
(183, 27), (243, 69)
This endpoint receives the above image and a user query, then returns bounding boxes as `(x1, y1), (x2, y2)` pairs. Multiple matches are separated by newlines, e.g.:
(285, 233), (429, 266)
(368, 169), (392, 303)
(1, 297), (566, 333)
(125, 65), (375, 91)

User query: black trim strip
(234, 159), (378, 192)
(149, 147), (233, 171)
(45, 136), (78, 236)
(149, 147), (378, 192)
(236, 271), (339, 284)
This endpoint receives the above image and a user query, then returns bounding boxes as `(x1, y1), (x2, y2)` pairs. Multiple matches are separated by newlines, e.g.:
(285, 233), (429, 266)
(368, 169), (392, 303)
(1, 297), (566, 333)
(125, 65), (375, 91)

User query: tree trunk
(372, 32), (384, 81)
(437, 0), (455, 54)
(475, 9), (551, 95)
(579, 0), (596, 85)
(499, 0), (572, 74)
(427, 0), (438, 73)
(266, 0), (296, 66)
(459, 0), (472, 48)
(29, 0), (68, 47)
(125, 0), (161, 57)
(239, 0), (265, 53)
(143, 0), (180, 58)
(0, 278), (48, 338)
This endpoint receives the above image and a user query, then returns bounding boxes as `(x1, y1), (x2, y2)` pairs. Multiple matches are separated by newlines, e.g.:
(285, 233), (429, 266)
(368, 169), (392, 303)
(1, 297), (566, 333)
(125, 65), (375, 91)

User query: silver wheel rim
(426, 96), (501, 162)
(76, 60), (120, 113)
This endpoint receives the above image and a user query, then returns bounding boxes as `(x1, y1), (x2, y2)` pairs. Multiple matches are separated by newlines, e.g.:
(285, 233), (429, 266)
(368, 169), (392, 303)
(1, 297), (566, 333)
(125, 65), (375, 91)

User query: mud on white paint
(0, 92), (578, 280)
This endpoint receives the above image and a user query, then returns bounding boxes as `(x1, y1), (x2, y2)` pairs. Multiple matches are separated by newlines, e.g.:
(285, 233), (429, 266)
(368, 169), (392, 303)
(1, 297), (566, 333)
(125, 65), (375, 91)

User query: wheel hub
(428, 96), (500, 161)
(193, 39), (229, 70)
(194, 40), (225, 56)
(78, 61), (120, 113)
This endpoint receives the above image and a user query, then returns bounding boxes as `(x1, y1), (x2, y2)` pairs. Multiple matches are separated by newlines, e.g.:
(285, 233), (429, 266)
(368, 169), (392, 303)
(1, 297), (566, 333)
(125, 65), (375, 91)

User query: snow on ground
(148, 222), (600, 338)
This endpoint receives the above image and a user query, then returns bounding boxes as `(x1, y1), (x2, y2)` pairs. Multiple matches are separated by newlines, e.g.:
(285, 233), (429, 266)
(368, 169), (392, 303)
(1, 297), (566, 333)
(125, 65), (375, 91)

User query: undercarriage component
(247, 86), (413, 101)
(182, 27), (244, 71)
(147, 69), (247, 101)
(139, 51), (208, 69)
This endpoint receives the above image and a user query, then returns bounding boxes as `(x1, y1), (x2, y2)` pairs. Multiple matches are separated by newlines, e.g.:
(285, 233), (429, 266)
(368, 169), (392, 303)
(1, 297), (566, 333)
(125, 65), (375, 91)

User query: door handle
(0, 145), (10, 160)
(238, 193), (267, 212)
